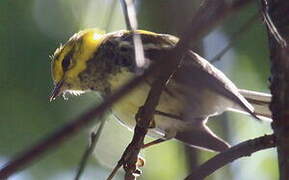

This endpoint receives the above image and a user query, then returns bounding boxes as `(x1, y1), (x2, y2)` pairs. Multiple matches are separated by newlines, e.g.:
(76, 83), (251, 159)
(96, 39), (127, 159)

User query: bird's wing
(183, 51), (258, 119)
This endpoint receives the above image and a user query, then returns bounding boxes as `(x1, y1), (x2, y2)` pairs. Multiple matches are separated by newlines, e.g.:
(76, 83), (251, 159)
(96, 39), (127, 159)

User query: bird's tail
(239, 89), (272, 120)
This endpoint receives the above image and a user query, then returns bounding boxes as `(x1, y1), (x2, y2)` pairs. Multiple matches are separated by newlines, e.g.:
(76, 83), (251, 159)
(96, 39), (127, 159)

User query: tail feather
(239, 89), (272, 120)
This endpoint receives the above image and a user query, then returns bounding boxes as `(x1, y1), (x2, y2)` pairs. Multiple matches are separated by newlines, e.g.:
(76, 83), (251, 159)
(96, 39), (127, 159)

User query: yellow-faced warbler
(50, 29), (271, 152)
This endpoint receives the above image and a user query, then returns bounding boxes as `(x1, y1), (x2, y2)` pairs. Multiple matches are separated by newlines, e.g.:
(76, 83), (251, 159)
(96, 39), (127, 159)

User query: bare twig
(103, 0), (117, 31)
(177, 0), (254, 50)
(119, 0), (147, 71)
(74, 117), (106, 180)
(114, 1), (149, 179)
(210, 12), (259, 63)
(107, 162), (122, 180)
(261, 0), (287, 48)
(119, 0), (133, 30)
(185, 134), (276, 180)
(73, 3), (118, 178)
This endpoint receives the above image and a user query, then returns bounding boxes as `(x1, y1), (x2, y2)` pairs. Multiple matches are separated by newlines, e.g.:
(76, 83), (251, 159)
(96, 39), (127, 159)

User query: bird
(49, 29), (271, 152)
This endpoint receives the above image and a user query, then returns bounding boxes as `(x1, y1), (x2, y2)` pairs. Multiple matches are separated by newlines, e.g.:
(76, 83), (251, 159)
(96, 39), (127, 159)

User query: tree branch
(210, 12), (259, 63)
(119, 0), (147, 71)
(185, 134), (276, 180)
(263, 0), (289, 179)
(74, 117), (106, 180)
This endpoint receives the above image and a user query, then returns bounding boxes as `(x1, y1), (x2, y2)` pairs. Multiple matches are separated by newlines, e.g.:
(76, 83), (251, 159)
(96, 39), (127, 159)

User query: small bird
(50, 29), (271, 152)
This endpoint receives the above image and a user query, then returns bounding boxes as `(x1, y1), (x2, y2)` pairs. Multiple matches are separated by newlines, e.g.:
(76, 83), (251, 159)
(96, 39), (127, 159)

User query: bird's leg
(154, 110), (183, 120)
(141, 110), (182, 149)
(142, 130), (177, 149)
(143, 125), (177, 150)
(142, 138), (166, 149)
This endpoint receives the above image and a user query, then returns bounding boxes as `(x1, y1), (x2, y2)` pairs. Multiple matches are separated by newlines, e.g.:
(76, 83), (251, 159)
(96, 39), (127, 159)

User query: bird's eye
(62, 51), (73, 71)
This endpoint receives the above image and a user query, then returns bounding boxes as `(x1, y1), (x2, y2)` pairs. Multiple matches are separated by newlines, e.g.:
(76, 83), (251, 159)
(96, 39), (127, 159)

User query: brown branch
(119, 0), (133, 30)
(261, 0), (287, 48)
(104, 0), (117, 31)
(74, 117), (106, 180)
(263, 0), (289, 179)
(118, 1), (147, 178)
(210, 12), (259, 63)
(185, 134), (276, 180)
(178, 0), (254, 50)
(119, 0), (147, 72)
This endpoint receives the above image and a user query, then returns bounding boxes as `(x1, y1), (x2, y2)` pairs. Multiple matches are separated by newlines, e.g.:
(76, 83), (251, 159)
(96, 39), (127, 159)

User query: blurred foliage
(0, 0), (277, 180)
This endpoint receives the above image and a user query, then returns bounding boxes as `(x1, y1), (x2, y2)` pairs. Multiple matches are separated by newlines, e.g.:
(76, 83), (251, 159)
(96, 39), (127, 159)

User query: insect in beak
(49, 81), (64, 102)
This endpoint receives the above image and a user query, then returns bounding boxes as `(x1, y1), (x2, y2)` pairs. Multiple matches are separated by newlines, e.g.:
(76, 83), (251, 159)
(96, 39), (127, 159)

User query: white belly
(112, 82), (188, 138)
(109, 70), (235, 138)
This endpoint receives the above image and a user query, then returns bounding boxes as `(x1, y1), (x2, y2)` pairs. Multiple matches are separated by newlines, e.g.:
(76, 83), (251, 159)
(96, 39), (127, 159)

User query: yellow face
(50, 29), (106, 100)
(49, 29), (176, 101)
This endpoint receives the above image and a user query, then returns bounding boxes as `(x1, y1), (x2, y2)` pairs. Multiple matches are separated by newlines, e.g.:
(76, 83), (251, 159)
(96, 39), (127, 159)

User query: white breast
(109, 70), (235, 138)
(110, 70), (191, 138)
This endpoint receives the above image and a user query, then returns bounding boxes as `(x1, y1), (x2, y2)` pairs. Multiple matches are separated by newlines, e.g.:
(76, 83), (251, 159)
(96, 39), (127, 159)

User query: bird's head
(49, 29), (177, 101)
(49, 29), (111, 101)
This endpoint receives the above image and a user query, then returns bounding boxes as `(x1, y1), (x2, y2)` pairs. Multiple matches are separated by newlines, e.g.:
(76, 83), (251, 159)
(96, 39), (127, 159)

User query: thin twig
(210, 12), (259, 63)
(74, 2), (117, 178)
(185, 134), (276, 180)
(154, 110), (183, 120)
(119, 0), (133, 30)
(261, 0), (287, 48)
(119, 0), (147, 71)
(117, 1), (147, 178)
(103, 0), (117, 31)
(74, 117), (106, 180)
(107, 162), (122, 180)
(178, 0), (254, 51)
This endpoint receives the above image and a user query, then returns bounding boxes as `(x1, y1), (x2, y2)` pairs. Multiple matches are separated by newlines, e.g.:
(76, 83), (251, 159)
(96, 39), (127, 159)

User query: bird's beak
(49, 81), (64, 102)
